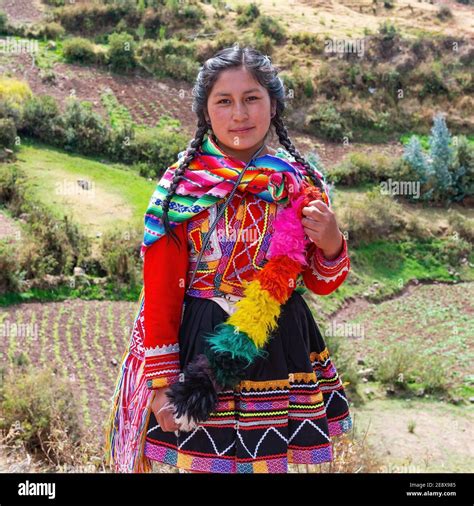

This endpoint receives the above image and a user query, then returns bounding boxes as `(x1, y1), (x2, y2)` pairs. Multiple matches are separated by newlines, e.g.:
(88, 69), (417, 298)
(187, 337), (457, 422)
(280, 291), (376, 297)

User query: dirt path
(351, 398), (473, 472)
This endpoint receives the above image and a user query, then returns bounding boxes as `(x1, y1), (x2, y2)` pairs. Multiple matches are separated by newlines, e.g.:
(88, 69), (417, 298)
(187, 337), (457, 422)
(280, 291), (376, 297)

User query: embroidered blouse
(143, 155), (351, 390)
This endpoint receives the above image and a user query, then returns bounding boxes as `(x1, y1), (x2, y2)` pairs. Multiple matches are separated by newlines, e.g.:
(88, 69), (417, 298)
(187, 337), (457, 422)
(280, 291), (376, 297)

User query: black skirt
(143, 290), (352, 473)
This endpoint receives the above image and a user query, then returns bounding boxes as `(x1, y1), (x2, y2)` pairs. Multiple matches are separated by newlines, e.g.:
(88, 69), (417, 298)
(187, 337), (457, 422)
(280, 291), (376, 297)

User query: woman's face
(205, 67), (276, 163)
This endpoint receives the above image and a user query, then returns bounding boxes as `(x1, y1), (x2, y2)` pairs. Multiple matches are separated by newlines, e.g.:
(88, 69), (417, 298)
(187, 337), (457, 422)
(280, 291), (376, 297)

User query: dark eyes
(217, 96), (260, 104)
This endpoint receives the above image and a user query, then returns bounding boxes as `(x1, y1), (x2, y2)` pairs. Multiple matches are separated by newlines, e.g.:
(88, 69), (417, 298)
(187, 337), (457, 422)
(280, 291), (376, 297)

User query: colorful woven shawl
(141, 134), (311, 258)
(105, 134), (328, 472)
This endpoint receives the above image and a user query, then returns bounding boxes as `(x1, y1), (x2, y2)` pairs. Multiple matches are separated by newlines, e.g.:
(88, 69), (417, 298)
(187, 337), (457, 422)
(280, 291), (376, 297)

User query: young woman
(105, 45), (352, 474)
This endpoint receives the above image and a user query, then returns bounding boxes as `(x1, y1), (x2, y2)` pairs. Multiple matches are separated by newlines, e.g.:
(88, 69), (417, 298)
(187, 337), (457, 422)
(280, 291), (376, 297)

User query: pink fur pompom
(267, 193), (310, 266)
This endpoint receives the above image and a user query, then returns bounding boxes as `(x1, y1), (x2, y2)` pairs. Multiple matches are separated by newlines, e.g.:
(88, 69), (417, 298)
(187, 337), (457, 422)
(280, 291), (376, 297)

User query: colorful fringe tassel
(104, 288), (154, 473)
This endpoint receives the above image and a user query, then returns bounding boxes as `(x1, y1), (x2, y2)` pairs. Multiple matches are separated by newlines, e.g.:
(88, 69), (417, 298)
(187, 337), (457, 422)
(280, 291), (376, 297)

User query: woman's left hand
(301, 200), (344, 260)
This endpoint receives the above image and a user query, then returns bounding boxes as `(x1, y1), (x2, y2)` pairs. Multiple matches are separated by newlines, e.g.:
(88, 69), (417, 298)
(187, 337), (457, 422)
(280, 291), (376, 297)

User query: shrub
(99, 227), (141, 286)
(429, 113), (453, 196)
(339, 188), (406, 246)
(0, 166), (26, 214)
(329, 152), (396, 186)
(402, 114), (471, 203)
(448, 135), (474, 202)
(305, 102), (352, 142)
(418, 67), (449, 98)
(0, 117), (17, 149)
(136, 38), (198, 81)
(63, 37), (97, 64)
(0, 363), (84, 466)
(21, 94), (65, 143)
(162, 1), (204, 27)
(39, 21), (65, 40)
(291, 32), (324, 54)
(107, 32), (136, 72)
(256, 16), (286, 44)
(19, 206), (91, 278)
(62, 98), (110, 156)
(0, 239), (21, 294)
(1, 166), (91, 279)
(124, 126), (187, 175)
(437, 5), (453, 20)
(0, 77), (33, 111)
(55, 3), (137, 35)
(236, 2), (260, 27)
(447, 210), (474, 243)
(142, 7), (161, 38)
(378, 20), (398, 41)
(0, 10), (7, 34)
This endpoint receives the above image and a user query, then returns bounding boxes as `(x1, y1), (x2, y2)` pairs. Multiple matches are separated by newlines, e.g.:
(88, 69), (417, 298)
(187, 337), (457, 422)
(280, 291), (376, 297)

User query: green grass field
(14, 138), (156, 239)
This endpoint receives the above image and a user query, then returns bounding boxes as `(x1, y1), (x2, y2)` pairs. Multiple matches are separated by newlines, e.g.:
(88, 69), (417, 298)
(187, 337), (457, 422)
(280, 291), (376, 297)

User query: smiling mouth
(229, 127), (255, 133)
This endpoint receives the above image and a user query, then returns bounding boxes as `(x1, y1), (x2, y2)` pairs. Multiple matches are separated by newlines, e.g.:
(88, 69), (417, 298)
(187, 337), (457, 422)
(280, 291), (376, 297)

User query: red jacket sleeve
(301, 236), (350, 296)
(143, 222), (189, 390)
(300, 178), (351, 296)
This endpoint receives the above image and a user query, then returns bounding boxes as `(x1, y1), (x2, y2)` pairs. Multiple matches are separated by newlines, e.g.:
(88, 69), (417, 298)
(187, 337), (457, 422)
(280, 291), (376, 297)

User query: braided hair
(161, 44), (325, 249)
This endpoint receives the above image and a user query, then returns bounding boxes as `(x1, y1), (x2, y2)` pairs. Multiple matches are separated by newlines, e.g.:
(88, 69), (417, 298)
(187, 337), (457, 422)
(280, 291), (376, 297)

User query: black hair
(161, 44), (325, 248)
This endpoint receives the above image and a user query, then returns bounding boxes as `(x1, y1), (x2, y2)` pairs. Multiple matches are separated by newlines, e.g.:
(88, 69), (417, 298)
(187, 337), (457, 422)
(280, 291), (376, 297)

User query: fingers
(302, 205), (325, 221)
(302, 217), (323, 233)
(156, 407), (180, 432)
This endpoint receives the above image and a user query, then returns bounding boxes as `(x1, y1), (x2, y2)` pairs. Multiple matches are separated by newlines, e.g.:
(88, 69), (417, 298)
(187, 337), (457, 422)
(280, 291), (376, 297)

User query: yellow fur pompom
(227, 280), (281, 348)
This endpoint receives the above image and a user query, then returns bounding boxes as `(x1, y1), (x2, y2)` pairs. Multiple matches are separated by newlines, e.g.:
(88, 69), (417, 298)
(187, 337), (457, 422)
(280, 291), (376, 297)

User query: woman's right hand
(150, 387), (180, 432)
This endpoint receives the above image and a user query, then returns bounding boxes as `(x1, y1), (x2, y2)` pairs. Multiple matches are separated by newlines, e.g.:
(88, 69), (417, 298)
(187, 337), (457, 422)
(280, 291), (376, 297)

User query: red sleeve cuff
(144, 344), (181, 390)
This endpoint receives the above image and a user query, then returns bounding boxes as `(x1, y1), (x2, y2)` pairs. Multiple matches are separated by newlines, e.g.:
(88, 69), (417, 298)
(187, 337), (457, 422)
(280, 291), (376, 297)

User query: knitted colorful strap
(166, 182), (328, 430)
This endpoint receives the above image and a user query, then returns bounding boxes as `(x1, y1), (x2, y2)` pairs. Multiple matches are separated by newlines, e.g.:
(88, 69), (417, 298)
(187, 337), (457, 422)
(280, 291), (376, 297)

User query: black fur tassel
(206, 349), (248, 389)
(166, 354), (219, 424)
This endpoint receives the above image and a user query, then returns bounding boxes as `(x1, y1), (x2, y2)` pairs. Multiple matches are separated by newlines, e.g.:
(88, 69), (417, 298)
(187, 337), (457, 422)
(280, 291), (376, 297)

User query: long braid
(161, 121), (209, 248)
(272, 115), (326, 193)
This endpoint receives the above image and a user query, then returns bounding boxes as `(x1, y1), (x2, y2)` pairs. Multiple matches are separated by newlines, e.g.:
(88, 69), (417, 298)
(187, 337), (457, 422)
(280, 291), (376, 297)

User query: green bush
(0, 10), (7, 34)
(56, 3), (138, 35)
(136, 38), (198, 81)
(19, 207), (91, 279)
(124, 126), (187, 175)
(0, 117), (17, 149)
(256, 16), (286, 44)
(305, 103), (352, 142)
(142, 7), (161, 38)
(161, 0), (204, 28)
(107, 32), (136, 72)
(449, 135), (474, 202)
(0, 166), (26, 215)
(236, 2), (260, 27)
(437, 5), (453, 20)
(39, 21), (65, 40)
(291, 32), (324, 54)
(448, 209), (474, 243)
(330, 152), (396, 186)
(63, 37), (97, 64)
(0, 239), (21, 294)
(62, 98), (110, 156)
(0, 363), (83, 466)
(418, 68), (449, 98)
(21, 95), (65, 143)
(339, 188), (406, 246)
(99, 227), (141, 286)
(0, 166), (91, 279)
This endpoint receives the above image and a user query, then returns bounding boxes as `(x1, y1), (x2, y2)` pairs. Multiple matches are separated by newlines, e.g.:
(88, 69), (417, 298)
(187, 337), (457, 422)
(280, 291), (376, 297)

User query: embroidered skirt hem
(143, 291), (353, 474)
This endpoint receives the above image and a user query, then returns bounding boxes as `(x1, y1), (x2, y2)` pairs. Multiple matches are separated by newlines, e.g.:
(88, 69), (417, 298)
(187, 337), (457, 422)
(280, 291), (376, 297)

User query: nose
(232, 101), (249, 121)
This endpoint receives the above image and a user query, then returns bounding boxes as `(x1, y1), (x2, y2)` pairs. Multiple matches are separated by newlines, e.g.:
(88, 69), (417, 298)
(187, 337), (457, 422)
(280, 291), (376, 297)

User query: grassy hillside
(14, 138), (156, 239)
